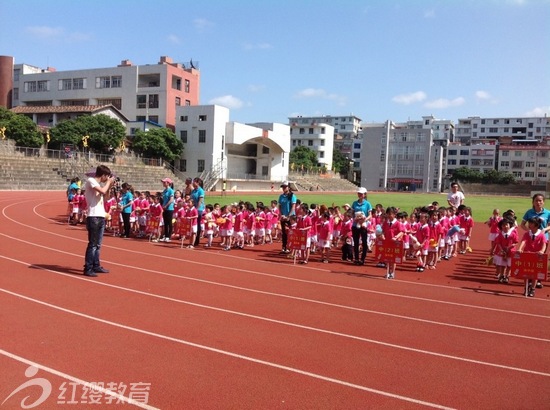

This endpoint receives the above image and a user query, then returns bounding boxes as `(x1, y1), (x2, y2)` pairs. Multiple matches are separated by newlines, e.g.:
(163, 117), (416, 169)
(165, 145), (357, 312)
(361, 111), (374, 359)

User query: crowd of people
(69, 168), (547, 296)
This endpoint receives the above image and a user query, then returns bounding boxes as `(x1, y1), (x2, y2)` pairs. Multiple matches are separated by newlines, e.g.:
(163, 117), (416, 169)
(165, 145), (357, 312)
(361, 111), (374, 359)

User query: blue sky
(1, 0), (548, 125)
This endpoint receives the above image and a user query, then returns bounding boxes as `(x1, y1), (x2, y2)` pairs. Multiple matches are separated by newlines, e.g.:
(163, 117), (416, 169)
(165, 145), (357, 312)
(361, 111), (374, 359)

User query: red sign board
(375, 239), (405, 264)
(146, 217), (161, 234)
(177, 218), (193, 237)
(288, 229), (308, 251)
(511, 252), (548, 281)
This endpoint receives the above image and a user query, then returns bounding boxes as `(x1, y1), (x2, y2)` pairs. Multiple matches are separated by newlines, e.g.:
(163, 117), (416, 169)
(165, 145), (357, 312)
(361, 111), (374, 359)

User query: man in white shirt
(447, 182), (465, 209)
(83, 165), (115, 277)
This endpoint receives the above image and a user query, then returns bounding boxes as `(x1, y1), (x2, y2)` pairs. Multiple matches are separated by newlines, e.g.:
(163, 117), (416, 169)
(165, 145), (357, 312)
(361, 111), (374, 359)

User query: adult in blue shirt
(191, 177), (205, 246)
(351, 187), (373, 265)
(520, 193), (550, 290)
(278, 181), (297, 253)
(161, 177), (175, 242)
(119, 182), (134, 238)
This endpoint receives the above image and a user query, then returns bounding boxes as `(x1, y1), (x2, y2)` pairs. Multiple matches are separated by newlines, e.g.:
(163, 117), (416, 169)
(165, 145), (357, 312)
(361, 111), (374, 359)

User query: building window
(309, 128), (314, 134)
(97, 98), (122, 110)
(262, 166), (268, 176)
(72, 78), (85, 90)
(320, 127), (325, 134)
(500, 161), (509, 167)
(538, 172), (547, 178)
(197, 159), (205, 172)
(137, 95), (146, 109)
(148, 115), (158, 123)
(299, 128), (305, 134)
(180, 130), (187, 143)
(459, 160), (469, 165)
(13, 88), (18, 100)
(525, 172), (535, 178)
(175, 97), (181, 106)
(37, 80), (49, 92)
(98, 76), (111, 88)
(199, 115), (207, 121)
(13, 69), (20, 81)
(308, 140), (313, 146)
(112, 76), (121, 88)
(514, 151), (522, 157)
(501, 151), (509, 157)
(180, 159), (187, 172)
(320, 140), (325, 146)
(136, 116), (146, 121)
(149, 94), (159, 109)
(262, 146), (269, 154)
(180, 115), (188, 122)
(61, 79), (72, 90)
(319, 151), (324, 158)
(185, 80), (190, 93)
(198, 130), (206, 143)
(185, 100), (191, 106)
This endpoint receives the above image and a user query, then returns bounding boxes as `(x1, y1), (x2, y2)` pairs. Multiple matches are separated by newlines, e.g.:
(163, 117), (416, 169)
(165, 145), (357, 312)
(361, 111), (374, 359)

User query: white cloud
(243, 42), (272, 51)
(194, 18), (214, 31)
(424, 9), (436, 18)
(294, 88), (347, 106)
(248, 84), (265, 92)
(475, 90), (498, 104)
(208, 95), (244, 110)
(424, 97), (465, 109)
(392, 91), (427, 105)
(25, 26), (90, 43)
(524, 106), (550, 117)
(167, 34), (182, 44)
(26, 26), (64, 39)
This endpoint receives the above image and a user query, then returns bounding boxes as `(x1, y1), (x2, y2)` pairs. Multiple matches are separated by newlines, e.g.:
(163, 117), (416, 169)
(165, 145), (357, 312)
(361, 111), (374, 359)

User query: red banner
(110, 210), (121, 229)
(375, 239), (405, 264)
(177, 218), (192, 237)
(511, 252), (548, 281)
(146, 217), (160, 234)
(288, 229), (308, 251)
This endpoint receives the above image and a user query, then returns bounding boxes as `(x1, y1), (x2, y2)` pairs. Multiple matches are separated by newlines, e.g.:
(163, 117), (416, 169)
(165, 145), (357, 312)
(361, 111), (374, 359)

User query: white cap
(357, 187), (367, 194)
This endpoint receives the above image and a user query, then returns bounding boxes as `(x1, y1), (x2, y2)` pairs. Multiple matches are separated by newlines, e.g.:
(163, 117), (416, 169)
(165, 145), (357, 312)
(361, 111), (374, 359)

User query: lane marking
(1, 257), (549, 378)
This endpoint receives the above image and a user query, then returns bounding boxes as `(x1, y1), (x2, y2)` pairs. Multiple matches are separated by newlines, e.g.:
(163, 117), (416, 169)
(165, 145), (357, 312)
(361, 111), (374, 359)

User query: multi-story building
(455, 116), (549, 145)
(289, 116), (335, 170)
(6, 55), (200, 130)
(446, 140), (498, 176)
(175, 105), (290, 186)
(289, 114), (361, 159)
(497, 137), (550, 185)
(360, 116), (453, 192)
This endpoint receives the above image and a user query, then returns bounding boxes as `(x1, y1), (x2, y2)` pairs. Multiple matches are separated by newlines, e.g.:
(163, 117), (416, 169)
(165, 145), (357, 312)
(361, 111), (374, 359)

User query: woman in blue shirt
(351, 187), (372, 265)
(119, 182), (134, 238)
(191, 177), (205, 246)
(161, 177), (175, 242)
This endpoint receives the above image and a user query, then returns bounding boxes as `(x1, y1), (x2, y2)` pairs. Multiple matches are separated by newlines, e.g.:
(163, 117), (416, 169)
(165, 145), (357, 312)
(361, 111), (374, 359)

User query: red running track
(0, 192), (548, 409)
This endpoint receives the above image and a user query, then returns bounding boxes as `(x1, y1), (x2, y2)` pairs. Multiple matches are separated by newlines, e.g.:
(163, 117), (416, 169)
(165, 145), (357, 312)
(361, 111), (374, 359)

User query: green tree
(332, 148), (353, 174)
(0, 107), (43, 147)
(131, 128), (183, 161)
(49, 114), (126, 153)
(290, 146), (318, 170)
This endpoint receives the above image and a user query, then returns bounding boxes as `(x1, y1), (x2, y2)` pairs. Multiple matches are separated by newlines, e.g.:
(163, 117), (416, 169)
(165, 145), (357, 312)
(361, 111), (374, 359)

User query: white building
(9, 56), (200, 130)
(360, 116), (453, 192)
(446, 140), (498, 176)
(456, 116), (550, 144)
(289, 119), (334, 170)
(175, 105), (290, 188)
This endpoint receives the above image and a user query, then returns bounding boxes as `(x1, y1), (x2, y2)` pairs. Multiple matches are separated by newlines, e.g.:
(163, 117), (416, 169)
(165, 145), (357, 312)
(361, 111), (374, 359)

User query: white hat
(280, 181), (289, 187)
(357, 187), (367, 195)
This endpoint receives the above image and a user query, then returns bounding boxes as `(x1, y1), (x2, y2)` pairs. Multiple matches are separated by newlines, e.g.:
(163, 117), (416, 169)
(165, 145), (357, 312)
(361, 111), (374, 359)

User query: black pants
(281, 219), (291, 250)
(194, 210), (203, 246)
(163, 209), (174, 239)
(121, 212), (131, 237)
(352, 225), (368, 262)
(341, 243), (353, 261)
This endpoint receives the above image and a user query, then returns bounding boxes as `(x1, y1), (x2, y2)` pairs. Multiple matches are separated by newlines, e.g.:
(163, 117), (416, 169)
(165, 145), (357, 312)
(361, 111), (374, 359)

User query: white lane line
(0, 288), (454, 410)
(0, 348), (159, 410)
(1, 257), (549, 378)
(1, 227), (549, 324)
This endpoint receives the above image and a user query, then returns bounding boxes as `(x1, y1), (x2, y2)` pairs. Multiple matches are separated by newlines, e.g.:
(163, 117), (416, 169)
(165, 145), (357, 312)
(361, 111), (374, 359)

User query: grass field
(203, 191), (534, 223)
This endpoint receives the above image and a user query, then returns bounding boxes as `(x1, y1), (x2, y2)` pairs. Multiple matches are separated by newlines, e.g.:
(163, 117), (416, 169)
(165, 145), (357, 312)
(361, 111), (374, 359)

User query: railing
(200, 159), (224, 191)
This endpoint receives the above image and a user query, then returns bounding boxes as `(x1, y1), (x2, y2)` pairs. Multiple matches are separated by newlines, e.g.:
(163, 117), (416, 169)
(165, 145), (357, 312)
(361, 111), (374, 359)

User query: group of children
(66, 181), (546, 297)
(486, 207), (545, 297)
